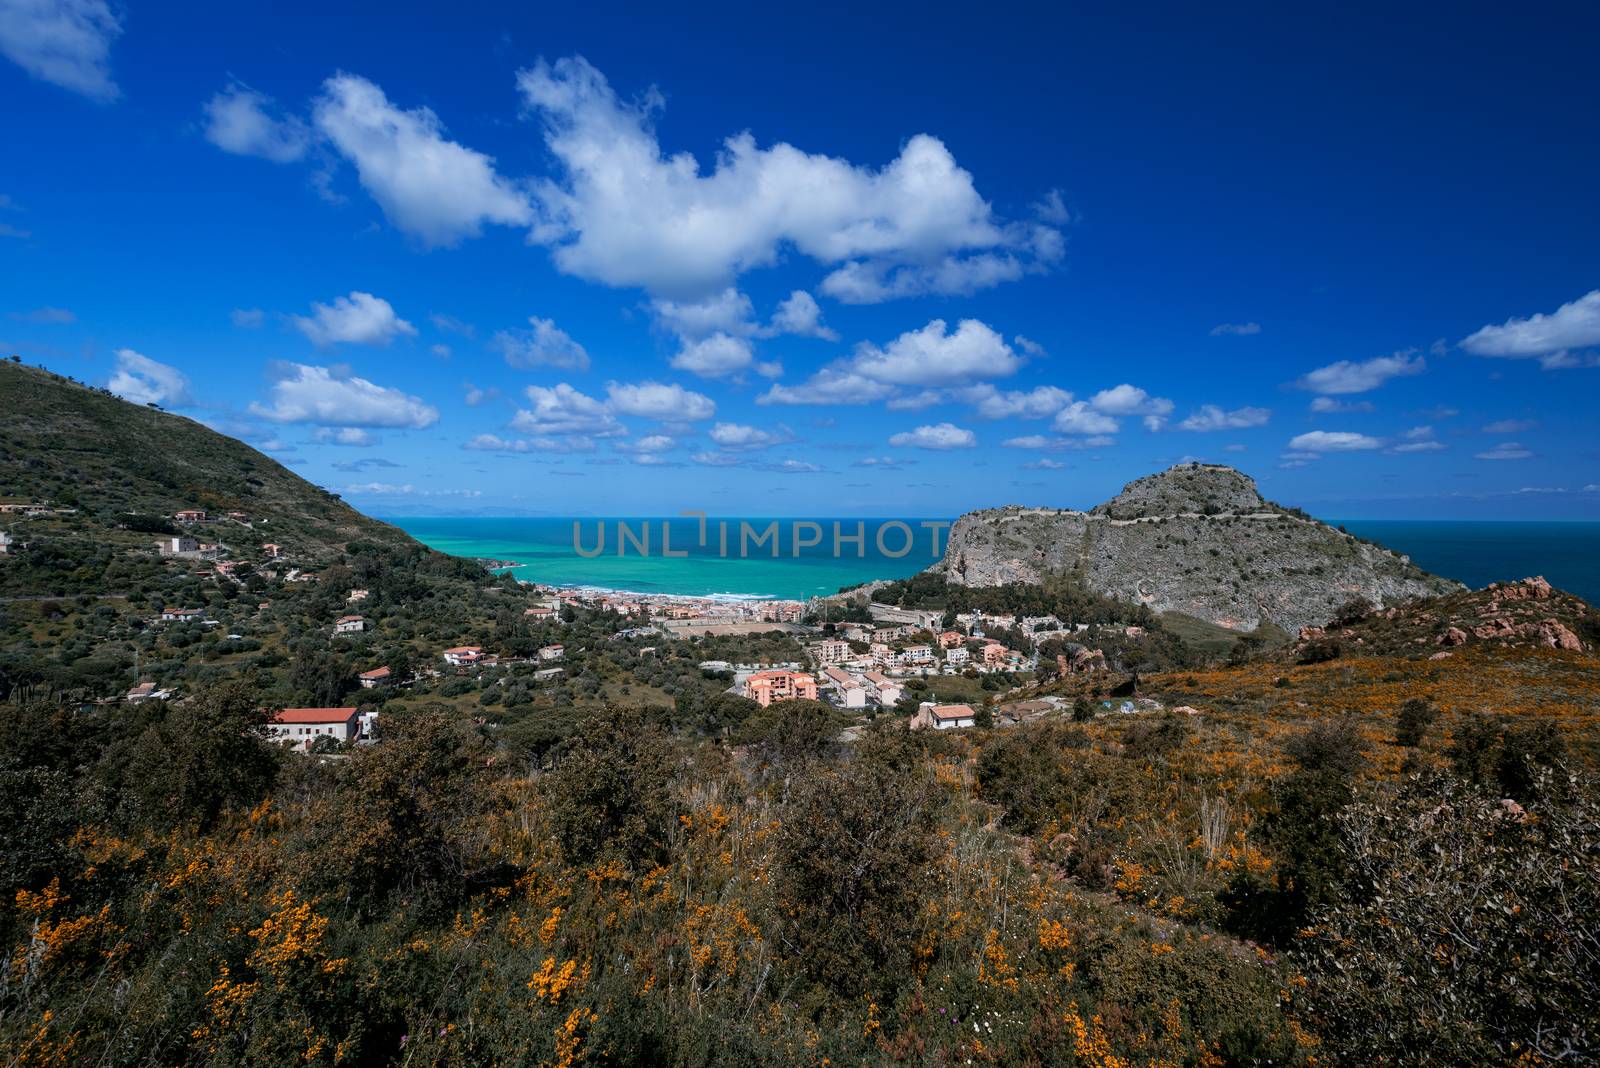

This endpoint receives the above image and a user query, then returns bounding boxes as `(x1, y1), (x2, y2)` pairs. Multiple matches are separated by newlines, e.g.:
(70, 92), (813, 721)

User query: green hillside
(0, 359), (415, 561)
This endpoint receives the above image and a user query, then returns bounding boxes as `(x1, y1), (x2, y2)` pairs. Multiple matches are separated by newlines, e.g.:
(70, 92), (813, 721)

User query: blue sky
(2, 1), (1598, 519)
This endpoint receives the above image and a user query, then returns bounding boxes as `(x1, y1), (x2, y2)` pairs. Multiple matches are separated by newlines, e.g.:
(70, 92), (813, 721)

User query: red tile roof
(274, 707), (358, 724)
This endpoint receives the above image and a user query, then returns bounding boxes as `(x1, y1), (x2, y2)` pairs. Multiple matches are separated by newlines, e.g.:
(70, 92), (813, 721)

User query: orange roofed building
(743, 669), (818, 707)
(268, 707), (359, 750)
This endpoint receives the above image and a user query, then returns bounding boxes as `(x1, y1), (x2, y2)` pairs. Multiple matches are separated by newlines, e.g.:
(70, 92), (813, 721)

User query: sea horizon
(387, 515), (1600, 605)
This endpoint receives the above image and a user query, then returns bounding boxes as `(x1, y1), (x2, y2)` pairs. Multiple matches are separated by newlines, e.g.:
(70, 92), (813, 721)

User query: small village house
(862, 671), (903, 707)
(442, 646), (483, 667)
(159, 607), (206, 623)
(173, 509), (206, 523)
(357, 666), (392, 689)
(333, 615), (366, 635)
(945, 646), (970, 666)
(910, 702), (978, 731)
(538, 643), (564, 662)
(268, 707), (359, 751)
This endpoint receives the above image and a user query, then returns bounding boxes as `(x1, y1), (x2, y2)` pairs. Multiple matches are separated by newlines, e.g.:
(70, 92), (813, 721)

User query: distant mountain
(935, 462), (1462, 632)
(0, 360), (416, 561)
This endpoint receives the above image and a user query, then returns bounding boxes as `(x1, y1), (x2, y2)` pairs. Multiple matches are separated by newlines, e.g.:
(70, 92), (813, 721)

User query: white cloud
(510, 383), (623, 438)
(491, 315), (590, 371)
(670, 333), (756, 378)
(202, 84), (311, 163)
(312, 73), (532, 247)
(430, 343), (450, 359)
(1476, 442), (1534, 461)
(312, 427), (379, 447)
(462, 383), (500, 407)
(885, 389), (945, 411)
(960, 383), (1072, 419)
(1210, 322), (1261, 337)
(108, 349), (191, 406)
(650, 288), (755, 339)
(854, 456), (909, 469)
(757, 369), (897, 407)
(691, 451), (744, 467)
(1309, 396), (1374, 413)
(708, 422), (791, 450)
(515, 55), (1059, 300)
(769, 290), (837, 340)
(292, 291), (416, 347)
(1460, 290), (1600, 361)
(1177, 404), (1270, 431)
(464, 433), (533, 453)
(1391, 440), (1446, 453)
(1012, 335), (1046, 358)
(1482, 418), (1536, 434)
(1053, 402), (1120, 435)
(1088, 383), (1174, 430)
(231, 307), (265, 329)
(1287, 430), (1383, 452)
(1297, 351), (1425, 394)
(0, 0), (120, 101)
(605, 380), (715, 422)
(1002, 434), (1114, 451)
(849, 318), (1021, 386)
(819, 253), (1030, 304)
(769, 459), (821, 474)
(1024, 458), (1067, 470)
(1033, 189), (1070, 225)
(251, 363), (438, 428)
(888, 422), (976, 450)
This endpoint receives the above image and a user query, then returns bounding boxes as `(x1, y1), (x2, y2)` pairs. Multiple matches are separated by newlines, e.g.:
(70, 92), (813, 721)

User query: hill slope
(935, 463), (1461, 632)
(0, 361), (415, 561)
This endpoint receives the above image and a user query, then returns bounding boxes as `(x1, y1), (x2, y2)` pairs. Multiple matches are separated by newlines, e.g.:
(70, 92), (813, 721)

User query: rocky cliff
(935, 463), (1462, 632)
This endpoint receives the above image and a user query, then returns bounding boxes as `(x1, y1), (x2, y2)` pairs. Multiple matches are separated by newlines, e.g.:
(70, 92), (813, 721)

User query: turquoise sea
(388, 517), (1600, 605)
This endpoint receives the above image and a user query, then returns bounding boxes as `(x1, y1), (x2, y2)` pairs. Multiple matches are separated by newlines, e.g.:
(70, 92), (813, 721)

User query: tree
(542, 709), (677, 868)
(1394, 697), (1436, 748)
(772, 739), (944, 997)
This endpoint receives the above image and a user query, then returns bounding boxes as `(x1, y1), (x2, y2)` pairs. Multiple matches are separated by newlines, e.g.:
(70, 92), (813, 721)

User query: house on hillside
(357, 666), (392, 689)
(442, 646), (482, 667)
(156, 535), (199, 556)
(333, 615), (365, 635)
(743, 669), (819, 707)
(348, 589), (369, 603)
(811, 639), (851, 664)
(0, 531), (12, 555)
(862, 671), (903, 707)
(910, 702), (977, 731)
(936, 630), (965, 649)
(173, 509), (207, 523)
(268, 707), (359, 751)
(261, 543), (284, 559)
(538, 643), (564, 662)
(125, 681), (174, 703)
(159, 607), (206, 623)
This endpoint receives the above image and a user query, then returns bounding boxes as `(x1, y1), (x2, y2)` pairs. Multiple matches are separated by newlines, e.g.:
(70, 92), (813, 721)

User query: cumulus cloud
(0, 0), (121, 101)
(292, 291), (416, 347)
(510, 383), (622, 438)
(251, 363), (438, 428)
(1177, 404), (1270, 431)
(1052, 402), (1120, 435)
(1210, 322), (1261, 336)
(757, 369), (898, 407)
(202, 84), (312, 163)
(670, 333), (757, 378)
(108, 349), (191, 406)
(1297, 351), (1425, 394)
(491, 315), (590, 371)
(769, 290), (838, 340)
(849, 318), (1022, 386)
(885, 390), (945, 411)
(959, 383), (1072, 419)
(515, 55), (1059, 300)
(1389, 426), (1445, 453)
(1460, 290), (1600, 365)
(312, 427), (379, 446)
(1287, 430), (1383, 452)
(888, 422), (976, 450)
(605, 380), (715, 422)
(312, 73), (533, 247)
(1475, 442), (1534, 461)
(708, 422), (792, 450)
(1088, 384), (1174, 430)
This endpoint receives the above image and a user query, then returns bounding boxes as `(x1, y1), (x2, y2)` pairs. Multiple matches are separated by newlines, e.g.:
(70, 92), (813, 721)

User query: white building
(269, 707), (359, 751)
(333, 615), (365, 634)
(442, 645), (482, 667)
(945, 646), (970, 666)
(160, 607), (206, 623)
(0, 530), (11, 554)
(862, 671), (903, 707)
(538, 643), (565, 662)
(812, 639), (851, 664)
(911, 702), (978, 731)
(822, 666), (867, 708)
(156, 535), (199, 556)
